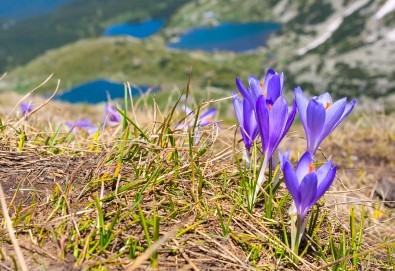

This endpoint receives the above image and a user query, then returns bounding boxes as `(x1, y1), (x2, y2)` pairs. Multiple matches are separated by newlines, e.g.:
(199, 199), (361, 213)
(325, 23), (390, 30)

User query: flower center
(205, 117), (214, 122)
(266, 99), (273, 110)
(260, 81), (267, 96)
(308, 162), (316, 173)
(325, 102), (331, 110)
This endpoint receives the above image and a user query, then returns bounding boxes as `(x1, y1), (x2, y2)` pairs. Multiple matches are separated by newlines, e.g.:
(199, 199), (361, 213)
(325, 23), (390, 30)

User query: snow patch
(375, 0), (395, 20)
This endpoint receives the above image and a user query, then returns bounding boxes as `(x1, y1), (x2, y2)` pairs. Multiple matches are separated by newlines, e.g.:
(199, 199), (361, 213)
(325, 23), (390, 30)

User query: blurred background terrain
(0, 0), (394, 110)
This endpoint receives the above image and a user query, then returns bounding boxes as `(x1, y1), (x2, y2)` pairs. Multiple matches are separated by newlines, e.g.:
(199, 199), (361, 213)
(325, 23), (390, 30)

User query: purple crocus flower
(295, 87), (356, 154)
(198, 108), (217, 127)
(235, 69), (291, 158)
(176, 106), (217, 130)
(232, 92), (258, 153)
(235, 69), (295, 196)
(104, 104), (121, 127)
(66, 120), (98, 135)
(235, 68), (284, 109)
(21, 102), (34, 116)
(280, 151), (337, 222)
(255, 95), (297, 162)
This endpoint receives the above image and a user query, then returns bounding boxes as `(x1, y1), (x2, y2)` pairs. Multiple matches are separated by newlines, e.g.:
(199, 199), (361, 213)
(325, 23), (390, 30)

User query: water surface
(168, 22), (281, 52)
(56, 79), (158, 104)
(104, 19), (165, 38)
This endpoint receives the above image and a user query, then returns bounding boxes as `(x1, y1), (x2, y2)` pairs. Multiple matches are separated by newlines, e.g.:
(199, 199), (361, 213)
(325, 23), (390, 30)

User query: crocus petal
(263, 69), (276, 94)
(232, 93), (244, 125)
(295, 152), (313, 183)
(264, 69), (276, 82)
(65, 121), (74, 128)
(278, 149), (290, 168)
(266, 74), (281, 102)
(315, 92), (333, 107)
(232, 94), (255, 151)
(21, 102), (34, 115)
(242, 99), (255, 149)
(236, 77), (254, 107)
(256, 95), (270, 152)
(106, 105), (121, 123)
(75, 120), (92, 128)
(244, 99), (258, 139)
(318, 98), (346, 146)
(294, 87), (309, 132)
(267, 96), (287, 159)
(66, 119), (97, 134)
(278, 99), (297, 144)
(314, 164), (337, 204)
(199, 108), (217, 126)
(87, 126), (99, 135)
(299, 173), (318, 219)
(181, 105), (192, 115)
(280, 72), (284, 90)
(200, 108), (217, 120)
(248, 75), (262, 102)
(306, 99), (326, 154)
(316, 160), (332, 185)
(330, 98), (357, 134)
(283, 160), (301, 208)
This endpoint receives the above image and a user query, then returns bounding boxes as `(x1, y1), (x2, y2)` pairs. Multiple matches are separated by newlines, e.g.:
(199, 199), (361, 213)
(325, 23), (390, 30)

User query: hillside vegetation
(5, 36), (267, 95)
(0, 0), (187, 72)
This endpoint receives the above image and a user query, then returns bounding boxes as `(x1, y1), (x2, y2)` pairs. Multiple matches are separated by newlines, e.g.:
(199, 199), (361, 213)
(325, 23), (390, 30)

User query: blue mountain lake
(103, 19), (165, 38)
(56, 79), (159, 104)
(168, 22), (281, 52)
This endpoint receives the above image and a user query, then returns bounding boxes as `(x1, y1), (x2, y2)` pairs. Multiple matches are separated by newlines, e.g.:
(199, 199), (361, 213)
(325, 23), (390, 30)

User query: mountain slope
(0, 0), (187, 72)
(4, 36), (266, 94)
(165, 0), (395, 98)
(267, 0), (395, 98)
(0, 0), (70, 20)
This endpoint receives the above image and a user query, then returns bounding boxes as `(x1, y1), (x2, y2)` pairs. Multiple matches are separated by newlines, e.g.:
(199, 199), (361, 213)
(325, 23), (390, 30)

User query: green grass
(0, 87), (394, 270)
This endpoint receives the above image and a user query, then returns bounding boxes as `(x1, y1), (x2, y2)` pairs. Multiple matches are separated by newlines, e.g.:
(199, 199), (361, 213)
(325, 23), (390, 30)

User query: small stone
(374, 176), (395, 208)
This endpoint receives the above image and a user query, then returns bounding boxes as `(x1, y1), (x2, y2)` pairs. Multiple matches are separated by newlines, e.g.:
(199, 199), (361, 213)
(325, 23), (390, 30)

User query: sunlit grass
(0, 83), (394, 270)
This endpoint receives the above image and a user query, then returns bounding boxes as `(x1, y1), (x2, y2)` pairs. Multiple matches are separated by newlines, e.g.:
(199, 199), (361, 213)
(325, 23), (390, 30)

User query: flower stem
(268, 157), (273, 184)
(291, 214), (307, 257)
(254, 154), (268, 202)
(242, 149), (251, 168)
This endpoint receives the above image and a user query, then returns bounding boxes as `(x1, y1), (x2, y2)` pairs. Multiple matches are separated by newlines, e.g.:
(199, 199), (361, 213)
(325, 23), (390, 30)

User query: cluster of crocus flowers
(281, 87), (355, 252)
(233, 69), (296, 196)
(232, 68), (356, 254)
(66, 103), (121, 135)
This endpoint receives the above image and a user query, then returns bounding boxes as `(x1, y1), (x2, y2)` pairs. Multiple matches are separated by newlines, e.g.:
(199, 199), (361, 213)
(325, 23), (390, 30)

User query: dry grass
(0, 89), (394, 270)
